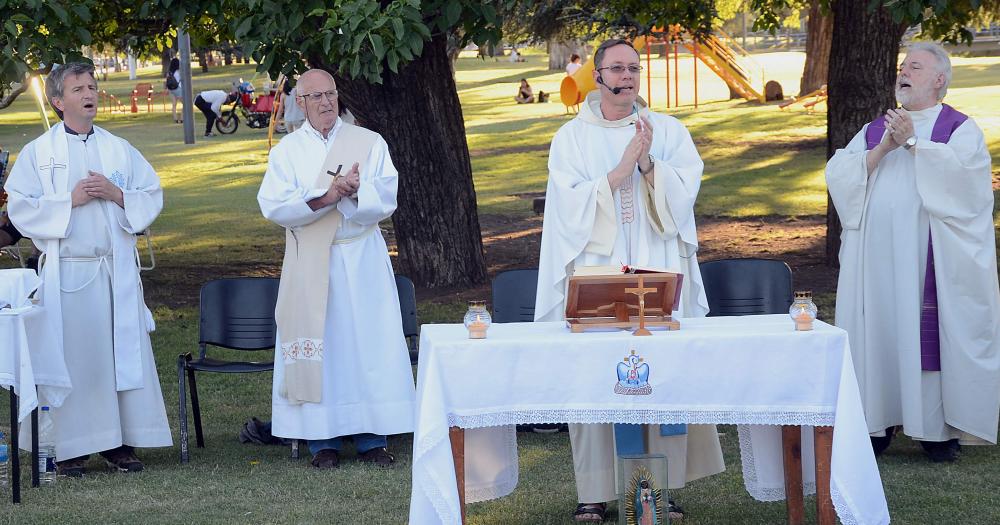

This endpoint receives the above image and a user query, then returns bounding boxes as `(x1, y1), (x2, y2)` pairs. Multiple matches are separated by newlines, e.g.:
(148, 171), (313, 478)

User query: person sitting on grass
(514, 78), (535, 104)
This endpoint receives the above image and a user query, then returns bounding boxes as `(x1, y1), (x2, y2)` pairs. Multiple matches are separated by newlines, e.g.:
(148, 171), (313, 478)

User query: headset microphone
(596, 75), (623, 95)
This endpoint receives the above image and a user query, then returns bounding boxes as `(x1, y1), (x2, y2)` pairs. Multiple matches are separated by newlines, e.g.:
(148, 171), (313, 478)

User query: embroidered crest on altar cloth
(615, 348), (652, 395)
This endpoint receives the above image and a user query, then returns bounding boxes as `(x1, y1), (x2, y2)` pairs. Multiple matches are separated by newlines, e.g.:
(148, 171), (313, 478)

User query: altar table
(408, 315), (889, 525)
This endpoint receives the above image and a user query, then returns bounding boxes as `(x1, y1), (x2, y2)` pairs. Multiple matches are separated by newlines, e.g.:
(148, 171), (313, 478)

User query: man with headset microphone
(534, 38), (725, 522)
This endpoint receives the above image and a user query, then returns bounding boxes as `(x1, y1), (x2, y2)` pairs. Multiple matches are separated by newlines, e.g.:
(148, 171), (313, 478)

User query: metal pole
(178, 28), (196, 144)
(673, 43), (679, 107)
(665, 48), (670, 109)
(9, 389), (19, 503)
(693, 41), (699, 109)
(646, 44), (652, 108)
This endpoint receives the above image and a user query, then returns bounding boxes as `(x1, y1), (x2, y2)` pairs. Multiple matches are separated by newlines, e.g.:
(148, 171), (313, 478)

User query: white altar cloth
(408, 314), (889, 525)
(0, 304), (71, 422)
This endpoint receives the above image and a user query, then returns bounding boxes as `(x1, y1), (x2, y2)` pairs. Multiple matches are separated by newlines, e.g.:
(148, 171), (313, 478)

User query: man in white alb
(535, 39), (725, 522)
(826, 42), (999, 462)
(258, 69), (415, 469)
(5, 62), (171, 476)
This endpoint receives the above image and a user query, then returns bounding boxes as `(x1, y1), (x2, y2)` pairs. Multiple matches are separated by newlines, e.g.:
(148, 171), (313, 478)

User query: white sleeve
(4, 143), (72, 241)
(825, 128), (871, 230)
(257, 145), (330, 228)
(117, 143), (163, 233)
(641, 118), (703, 250)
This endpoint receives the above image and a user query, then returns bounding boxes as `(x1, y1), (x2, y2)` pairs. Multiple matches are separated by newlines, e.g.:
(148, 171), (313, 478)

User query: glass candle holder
(790, 290), (818, 331)
(464, 300), (492, 339)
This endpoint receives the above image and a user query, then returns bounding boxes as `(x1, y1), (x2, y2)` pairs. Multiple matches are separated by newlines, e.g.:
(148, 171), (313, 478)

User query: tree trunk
(547, 40), (590, 70)
(161, 48), (173, 78)
(800, 0), (833, 96)
(446, 32), (461, 75)
(197, 49), (209, 73)
(224, 49), (234, 66)
(317, 33), (488, 288)
(825, 0), (907, 265)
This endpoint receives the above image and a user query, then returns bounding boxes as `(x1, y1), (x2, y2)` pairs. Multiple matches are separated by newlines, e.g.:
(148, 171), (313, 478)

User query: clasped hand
(72, 171), (124, 208)
(324, 162), (361, 206)
(882, 108), (914, 149)
(608, 116), (653, 189)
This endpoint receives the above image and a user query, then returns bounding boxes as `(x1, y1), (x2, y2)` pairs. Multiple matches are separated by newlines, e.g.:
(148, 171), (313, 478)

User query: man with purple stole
(826, 42), (999, 462)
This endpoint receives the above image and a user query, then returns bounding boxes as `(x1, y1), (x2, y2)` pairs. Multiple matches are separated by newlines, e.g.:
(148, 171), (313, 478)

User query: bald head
(295, 68), (340, 137)
(298, 68), (335, 90)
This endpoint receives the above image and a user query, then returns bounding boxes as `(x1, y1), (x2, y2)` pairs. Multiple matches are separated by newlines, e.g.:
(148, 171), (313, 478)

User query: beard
(894, 87), (910, 108)
(894, 84), (936, 110)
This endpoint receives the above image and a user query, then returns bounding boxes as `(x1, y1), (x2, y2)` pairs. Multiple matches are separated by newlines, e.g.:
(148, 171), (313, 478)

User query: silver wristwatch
(640, 154), (654, 175)
(903, 136), (917, 150)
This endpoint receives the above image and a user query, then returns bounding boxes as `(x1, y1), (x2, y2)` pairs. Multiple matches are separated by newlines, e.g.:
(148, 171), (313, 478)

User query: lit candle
(468, 316), (488, 339)
(794, 309), (813, 331)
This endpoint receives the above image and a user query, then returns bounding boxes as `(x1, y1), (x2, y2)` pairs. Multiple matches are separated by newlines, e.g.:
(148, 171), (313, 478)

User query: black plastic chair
(396, 274), (419, 364)
(491, 269), (538, 323)
(700, 258), (793, 317)
(178, 277), (279, 463)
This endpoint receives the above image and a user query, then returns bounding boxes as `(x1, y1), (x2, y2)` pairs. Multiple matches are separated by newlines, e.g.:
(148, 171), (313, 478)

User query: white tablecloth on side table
(0, 305), (71, 422)
(408, 314), (889, 525)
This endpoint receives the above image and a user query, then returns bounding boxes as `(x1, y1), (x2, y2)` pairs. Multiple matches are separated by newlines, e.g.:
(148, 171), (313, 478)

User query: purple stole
(864, 104), (968, 371)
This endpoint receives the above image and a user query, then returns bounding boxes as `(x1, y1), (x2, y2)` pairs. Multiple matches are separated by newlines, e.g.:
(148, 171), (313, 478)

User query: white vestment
(827, 104), (1000, 444)
(258, 119), (415, 440)
(6, 123), (171, 458)
(536, 92), (724, 499)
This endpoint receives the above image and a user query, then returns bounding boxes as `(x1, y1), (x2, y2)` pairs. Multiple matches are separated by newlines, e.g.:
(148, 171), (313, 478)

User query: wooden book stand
(564, 272), (683, 335)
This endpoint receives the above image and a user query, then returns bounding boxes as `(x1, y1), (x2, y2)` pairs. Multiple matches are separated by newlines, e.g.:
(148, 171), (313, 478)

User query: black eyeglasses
(597, 65), (643, 75)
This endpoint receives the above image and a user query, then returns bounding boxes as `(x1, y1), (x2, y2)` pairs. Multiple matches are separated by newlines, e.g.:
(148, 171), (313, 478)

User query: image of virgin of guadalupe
(624, 466), (665, 525)
(635, 479), (659, 525)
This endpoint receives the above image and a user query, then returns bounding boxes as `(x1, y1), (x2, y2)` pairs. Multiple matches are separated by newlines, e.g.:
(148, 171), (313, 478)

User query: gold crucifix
(625, 276), (656, 336)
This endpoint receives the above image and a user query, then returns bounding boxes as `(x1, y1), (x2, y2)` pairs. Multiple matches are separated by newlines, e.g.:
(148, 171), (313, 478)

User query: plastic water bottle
(0, 431), (9, 489)
(38, 406), (56, 485)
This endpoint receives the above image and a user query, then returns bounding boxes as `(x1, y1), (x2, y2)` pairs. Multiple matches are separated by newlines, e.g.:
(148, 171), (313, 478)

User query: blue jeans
(308, 433), (386, 456)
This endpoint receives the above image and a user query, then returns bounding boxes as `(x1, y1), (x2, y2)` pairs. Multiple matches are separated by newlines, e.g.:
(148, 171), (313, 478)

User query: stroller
(215, 80), (278, 134)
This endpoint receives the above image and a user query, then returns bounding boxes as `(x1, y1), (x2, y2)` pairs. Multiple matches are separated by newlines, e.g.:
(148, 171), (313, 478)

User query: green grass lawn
(0, 51), (997, 523)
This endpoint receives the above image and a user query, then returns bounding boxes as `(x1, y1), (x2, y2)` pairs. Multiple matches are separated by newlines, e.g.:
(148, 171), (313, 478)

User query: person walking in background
(165, 58), (183, 124)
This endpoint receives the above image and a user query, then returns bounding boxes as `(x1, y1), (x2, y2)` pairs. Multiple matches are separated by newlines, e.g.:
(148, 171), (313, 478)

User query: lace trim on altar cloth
(447, 409), (835, 429)
(412, 425), (520, 517)
(737, 426), (816, 502)
(831, 486), (867, 525)
(465, 426), (519, 503)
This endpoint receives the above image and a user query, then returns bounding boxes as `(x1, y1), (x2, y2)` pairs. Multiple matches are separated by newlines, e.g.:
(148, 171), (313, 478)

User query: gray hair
(906, 42), (952, 100)
(45, 62), (96, 103)
(594, 38), (639, 69)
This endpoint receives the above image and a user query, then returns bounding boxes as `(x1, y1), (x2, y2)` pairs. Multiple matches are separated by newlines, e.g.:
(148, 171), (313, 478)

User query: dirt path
(145, 213), (839, 308)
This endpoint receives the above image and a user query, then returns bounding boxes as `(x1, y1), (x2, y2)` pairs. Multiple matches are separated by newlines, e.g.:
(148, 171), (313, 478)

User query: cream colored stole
(276, 124), (376, 404)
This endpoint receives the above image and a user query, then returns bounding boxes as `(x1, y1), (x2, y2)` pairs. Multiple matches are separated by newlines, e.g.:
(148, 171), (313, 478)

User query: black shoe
(310, 448), (340, 469)
(100, 445), (144, 472)
(920, 439), (960, 463)
(870, 427), (896, 456)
